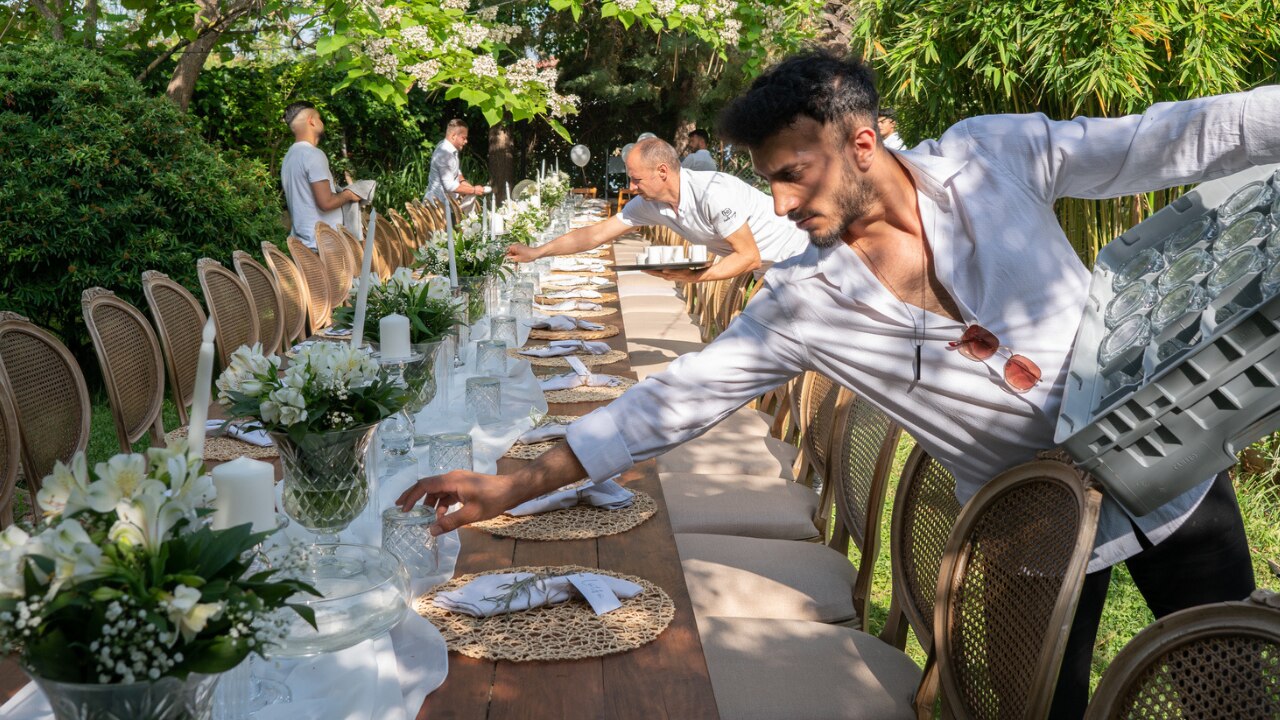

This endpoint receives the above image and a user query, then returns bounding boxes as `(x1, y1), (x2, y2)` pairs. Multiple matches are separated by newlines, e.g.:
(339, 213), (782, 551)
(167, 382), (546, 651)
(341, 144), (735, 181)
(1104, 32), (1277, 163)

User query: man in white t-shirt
(279, 102), (362, 250)
(878, 106), (906, 150)
(681, 129), (718, 171)
(505, 138), (808, 281)
(424, 119), (490, 213)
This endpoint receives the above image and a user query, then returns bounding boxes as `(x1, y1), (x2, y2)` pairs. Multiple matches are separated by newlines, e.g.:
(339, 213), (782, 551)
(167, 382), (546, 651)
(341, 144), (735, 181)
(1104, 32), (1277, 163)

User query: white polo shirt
(681, 149), (717, 171)
(616, 170), (809, 276)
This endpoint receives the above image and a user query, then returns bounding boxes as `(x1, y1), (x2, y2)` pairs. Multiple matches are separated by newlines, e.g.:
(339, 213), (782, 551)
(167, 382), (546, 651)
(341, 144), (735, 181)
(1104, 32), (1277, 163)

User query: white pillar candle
(690, 245), (708, 262)
(381, 313), (411, 359)
(187, 318), (216, 460)
(555, 159), (560, 177)
(443, 199), (458, 287)
(541, 159), (546, 182)
(210, 457), (277, 532)
(351, 210), (378, 348)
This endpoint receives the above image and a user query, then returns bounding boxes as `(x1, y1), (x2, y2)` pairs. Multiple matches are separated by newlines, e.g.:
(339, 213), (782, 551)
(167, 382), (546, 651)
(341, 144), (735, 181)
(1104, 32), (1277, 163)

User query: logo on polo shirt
(720, 208), (736, 222)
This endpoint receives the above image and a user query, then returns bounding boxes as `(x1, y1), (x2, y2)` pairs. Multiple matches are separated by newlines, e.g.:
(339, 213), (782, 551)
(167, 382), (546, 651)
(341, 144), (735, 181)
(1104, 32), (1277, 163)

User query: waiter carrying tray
(505, 137), (808, 282)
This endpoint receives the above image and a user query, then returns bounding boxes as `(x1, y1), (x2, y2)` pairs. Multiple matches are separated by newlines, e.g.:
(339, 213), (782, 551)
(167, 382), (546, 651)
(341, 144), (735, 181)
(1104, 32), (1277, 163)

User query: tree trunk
(29, 0), (64, 40)
(82, 0), (97, 47)
(166, 26), (221, 111)
(673, 117), (696, 156)
(488, 120), (515, 203)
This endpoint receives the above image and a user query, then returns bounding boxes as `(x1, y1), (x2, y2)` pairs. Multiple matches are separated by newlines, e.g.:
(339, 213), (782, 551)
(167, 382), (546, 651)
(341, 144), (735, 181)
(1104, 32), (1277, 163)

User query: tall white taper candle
(187, 317), (216, 460)
(444, 197), (458, 287)
(350, 209), (378, 348)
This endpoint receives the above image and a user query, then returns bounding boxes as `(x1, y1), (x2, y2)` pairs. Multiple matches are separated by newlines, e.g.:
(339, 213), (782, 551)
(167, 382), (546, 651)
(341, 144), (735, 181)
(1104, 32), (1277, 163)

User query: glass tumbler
(1098, 315), (1152, 368)
(490, 314), (518, 347)
(1207, 247), (1264, 297)
(1112, 248), (1164, 291)
(1157, 249), (1214, 294)
(1212, 212), (1267, 260)
(1105, 282), (1156, 329)
(426, 432), (473, 475)
(1218, 180), (1275, 227)
(466, 376), (503, 425)
(476, 339), (508, 375)
(1151, 282), (1209, 333)
(509, 282), (535, 320)
(1162, 215), (1217, 260)
(1261, 259), (1280, 298)
(381, 506), (439, 578)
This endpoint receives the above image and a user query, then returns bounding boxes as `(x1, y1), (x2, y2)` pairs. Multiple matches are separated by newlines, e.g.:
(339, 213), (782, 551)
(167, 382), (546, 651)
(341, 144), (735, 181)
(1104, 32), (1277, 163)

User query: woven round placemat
(415, 564), (674, 662)
(541, 306), (617, 318)
(541, 283), (617, 295)
(473, 489), (657, 541)
(164, 426), (278, 461)
(509, 347), (628, 367)
(502, 415), (579, 460)
(544, 376), (636, 404)
(536, 292), (619, 305)
(528, 324), (620, 341)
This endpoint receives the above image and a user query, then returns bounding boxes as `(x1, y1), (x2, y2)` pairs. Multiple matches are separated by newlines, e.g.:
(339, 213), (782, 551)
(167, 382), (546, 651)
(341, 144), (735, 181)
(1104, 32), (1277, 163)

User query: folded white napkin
(550, 258), (606, 272)
(205, 420), (272, 446)
(508, 479), (634, 516)
(433, 571), (641, 617)
(536, 300), (602, 312)
(344, 179), (377, 201)
(520, 340), (611, 358)
(517, 422), (569, 444)
(544, 288), (603, 299)
(555, 276), (612, 287)
(528, 315), (605, 332)
(322, 327), (353, 337)
(539, 372), (625, 391)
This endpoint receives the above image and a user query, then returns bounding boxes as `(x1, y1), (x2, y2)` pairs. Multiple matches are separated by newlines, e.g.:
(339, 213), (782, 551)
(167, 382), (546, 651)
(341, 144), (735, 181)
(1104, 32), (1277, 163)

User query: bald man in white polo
(505, 138), (807, 282)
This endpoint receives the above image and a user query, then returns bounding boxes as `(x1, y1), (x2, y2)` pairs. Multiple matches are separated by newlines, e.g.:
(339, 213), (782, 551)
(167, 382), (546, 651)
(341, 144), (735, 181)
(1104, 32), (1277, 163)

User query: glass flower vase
(270, 424), (378, 543)
(29, 670), (220, 720)
(403, 340), (443, 413)
(457, 276), (491, 324)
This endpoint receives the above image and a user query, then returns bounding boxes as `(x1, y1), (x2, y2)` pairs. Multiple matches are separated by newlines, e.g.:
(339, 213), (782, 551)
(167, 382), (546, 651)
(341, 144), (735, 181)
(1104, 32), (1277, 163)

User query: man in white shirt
(504, 138), (808, 281)
(424, 119), (490, 212)
(280, 101), (361, 249)
(681, 129), (718, 171)
(402, 51), (1266, 716)
(878, 106), (906, 150)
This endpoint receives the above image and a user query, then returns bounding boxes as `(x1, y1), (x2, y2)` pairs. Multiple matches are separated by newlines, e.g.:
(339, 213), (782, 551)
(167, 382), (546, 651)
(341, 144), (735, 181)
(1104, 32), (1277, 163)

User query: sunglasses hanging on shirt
(948, 324), (1042, 393)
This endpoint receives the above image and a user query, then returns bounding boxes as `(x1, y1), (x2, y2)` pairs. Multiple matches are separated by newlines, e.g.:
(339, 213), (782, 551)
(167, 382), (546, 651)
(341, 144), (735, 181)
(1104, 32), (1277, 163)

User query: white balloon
(637, 132), (657, 142)
(621, 142), (636, 161)
(570, 144), (591, 167)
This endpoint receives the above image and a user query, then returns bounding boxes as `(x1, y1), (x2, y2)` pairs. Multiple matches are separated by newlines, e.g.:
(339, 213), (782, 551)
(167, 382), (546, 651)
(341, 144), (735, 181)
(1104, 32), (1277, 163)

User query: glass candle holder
(381, 506), (439, 578)
(490, 314), (518, 347)
(1098, 315), (1152, 368)
(1157, 249), (1215, 294)
(466, 376), (503, 425)
(426, 432), (473, 475)
(1218, 180), (1276, 228)
(1162, 215), (1217, 260)
(476, 339), (508, 375)
(509, 282), (535, 320)
(1262, 259), (1280, 298)
(1105, 281), (1156, 329)
(1151, 282), (1209, 333)
(1112, 248), (1164, 291)
(1212, 212), (1267, 260)
(1207, 247), (1264, 297)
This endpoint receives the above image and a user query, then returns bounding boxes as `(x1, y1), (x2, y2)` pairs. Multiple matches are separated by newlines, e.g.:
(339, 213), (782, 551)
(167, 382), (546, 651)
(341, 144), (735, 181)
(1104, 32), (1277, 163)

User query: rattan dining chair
(262, 242), (309, 348)
(338, 225), (364, 275)
(0, 380), (22, 528)
(287, 235), (332, 333)
(315, 222), (354, 309)
(197, 258), (260, 367)
(0, 312), (91, 505)
(232, 251), (286, 356)
(82, 288), (166, 452)
(933, 457), (1102, 719)
(1084, 590), (1280, 719)
(142, 270), (207, 426)
(374, 214), (403, 273)
(390, 208), (423, 252)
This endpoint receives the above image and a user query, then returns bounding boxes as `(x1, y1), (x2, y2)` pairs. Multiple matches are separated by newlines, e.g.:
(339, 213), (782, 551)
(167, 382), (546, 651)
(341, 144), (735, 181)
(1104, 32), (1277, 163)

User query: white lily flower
(38, 519), (109, 591)
(164, 585), (224, 644)
(0, 526), (31, 598)
(110, 491), (184, 551)
(36, 454), (92, 518)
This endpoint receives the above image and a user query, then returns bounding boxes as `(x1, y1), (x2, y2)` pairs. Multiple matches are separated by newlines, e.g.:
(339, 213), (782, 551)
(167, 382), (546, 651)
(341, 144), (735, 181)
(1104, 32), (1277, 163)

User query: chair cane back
(794, 372), (843, 488)
(81, 288), (166, 452)
(262, 242), (309, 347)
(0, 380), (23, 528)
(0, 312), (91, 503)
(337, 225), (364, 276)
(827, 391), (903, 632)
(197, 258), (260, 367)
(933, 458), (1102, 720)
(375, 214), (406, 271)
(232, 251), (285, 356)
(142, 270), (207, 425)
(1084, 591), (1280, 720)
(390, 208), (423, 252)
(315, 223), (354, 307)
(287, 236), (332, 333)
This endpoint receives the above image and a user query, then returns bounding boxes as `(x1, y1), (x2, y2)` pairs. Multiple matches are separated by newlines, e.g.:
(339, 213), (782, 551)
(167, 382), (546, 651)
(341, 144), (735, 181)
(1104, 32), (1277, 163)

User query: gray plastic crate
(1055, 163), (1280, 516)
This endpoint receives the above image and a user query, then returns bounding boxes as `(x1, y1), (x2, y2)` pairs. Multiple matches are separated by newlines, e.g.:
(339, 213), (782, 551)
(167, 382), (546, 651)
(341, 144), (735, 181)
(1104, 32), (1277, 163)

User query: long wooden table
(2, 247), (720, 718)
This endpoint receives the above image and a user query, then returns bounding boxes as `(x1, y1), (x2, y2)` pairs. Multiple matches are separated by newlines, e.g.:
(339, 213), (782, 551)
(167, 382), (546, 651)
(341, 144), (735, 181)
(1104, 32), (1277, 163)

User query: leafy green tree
(853, 0), (1280, 263)
(0, 41), (282, 364)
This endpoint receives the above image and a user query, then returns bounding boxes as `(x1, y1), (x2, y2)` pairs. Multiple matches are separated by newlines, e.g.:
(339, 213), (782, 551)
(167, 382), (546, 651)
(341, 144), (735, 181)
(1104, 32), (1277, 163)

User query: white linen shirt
(616, 170), (809, 276)
(681, 148), (718, 171)
(568, 87), (1280, 572)
(425, 138), (462, 203)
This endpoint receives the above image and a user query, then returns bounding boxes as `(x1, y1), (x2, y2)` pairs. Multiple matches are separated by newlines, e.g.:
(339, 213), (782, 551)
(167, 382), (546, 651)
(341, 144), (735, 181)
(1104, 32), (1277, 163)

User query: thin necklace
(853, 240), (926, 382)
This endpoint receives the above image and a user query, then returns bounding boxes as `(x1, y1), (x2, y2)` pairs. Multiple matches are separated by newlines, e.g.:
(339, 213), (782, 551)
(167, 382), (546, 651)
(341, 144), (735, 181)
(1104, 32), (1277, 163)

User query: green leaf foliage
(0, 42), (283, 364)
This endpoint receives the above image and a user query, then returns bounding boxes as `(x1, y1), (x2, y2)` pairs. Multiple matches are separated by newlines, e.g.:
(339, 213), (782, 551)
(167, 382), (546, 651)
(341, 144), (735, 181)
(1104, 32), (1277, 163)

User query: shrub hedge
(0, 41), (284, 368)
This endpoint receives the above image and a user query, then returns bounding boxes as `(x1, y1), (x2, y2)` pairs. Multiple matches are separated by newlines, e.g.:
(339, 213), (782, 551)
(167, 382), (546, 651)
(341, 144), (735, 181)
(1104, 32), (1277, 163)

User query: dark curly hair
(718, 49), (880, 148)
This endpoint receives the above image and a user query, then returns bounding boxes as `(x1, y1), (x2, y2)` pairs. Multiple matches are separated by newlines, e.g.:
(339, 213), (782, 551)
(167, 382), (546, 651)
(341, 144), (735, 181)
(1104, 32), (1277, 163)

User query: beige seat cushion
(661, 473), (819, 540)
(677, 533), (857, 623)
(657, 433), (797, 479)
(699, 616), (920, 720)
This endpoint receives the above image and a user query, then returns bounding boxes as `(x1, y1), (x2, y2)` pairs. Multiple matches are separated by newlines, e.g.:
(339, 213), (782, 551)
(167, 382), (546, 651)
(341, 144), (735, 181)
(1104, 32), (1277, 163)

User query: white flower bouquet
(0, 441), (316, 684)
(331, 270), (458, 345)
(216, 342), (408, 443)
(412, 220), (509, 279)
(537, 170), (571, 209)
(501, 199), (549, 246)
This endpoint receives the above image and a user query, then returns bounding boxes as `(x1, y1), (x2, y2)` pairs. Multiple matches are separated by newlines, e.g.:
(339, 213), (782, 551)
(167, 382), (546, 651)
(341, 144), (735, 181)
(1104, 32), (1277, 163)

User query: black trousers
(1048, 471), (1256, 719)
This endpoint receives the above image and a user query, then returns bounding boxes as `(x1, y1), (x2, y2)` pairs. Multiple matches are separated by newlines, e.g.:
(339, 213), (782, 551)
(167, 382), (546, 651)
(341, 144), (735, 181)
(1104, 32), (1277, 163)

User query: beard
(797, 160), (877, 248)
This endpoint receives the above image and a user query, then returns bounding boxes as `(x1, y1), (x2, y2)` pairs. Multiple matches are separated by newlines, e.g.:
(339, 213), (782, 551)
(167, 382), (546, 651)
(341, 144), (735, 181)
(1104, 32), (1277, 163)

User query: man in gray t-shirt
(280, 102), (360, 249)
